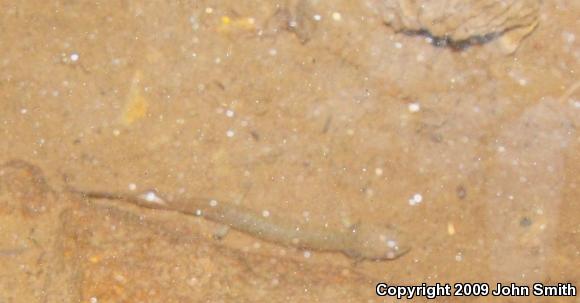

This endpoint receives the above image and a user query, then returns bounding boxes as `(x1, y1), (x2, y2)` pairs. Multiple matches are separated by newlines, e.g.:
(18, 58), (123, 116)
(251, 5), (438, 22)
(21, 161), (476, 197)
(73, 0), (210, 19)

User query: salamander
(69, 188), (409, 261)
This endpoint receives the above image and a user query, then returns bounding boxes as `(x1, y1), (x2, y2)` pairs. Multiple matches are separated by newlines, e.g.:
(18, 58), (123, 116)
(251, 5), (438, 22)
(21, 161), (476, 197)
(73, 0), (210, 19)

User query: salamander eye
(379, 234), (406, 259)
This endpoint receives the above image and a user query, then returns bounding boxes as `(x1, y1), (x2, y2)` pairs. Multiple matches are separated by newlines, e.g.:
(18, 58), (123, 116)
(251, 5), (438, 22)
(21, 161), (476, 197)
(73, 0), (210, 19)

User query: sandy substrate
(0, 1), (578, 302)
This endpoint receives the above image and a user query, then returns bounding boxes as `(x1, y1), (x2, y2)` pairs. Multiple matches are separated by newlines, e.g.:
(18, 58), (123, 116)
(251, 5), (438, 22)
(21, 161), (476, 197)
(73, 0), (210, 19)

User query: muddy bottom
(0, 1), (578, 302)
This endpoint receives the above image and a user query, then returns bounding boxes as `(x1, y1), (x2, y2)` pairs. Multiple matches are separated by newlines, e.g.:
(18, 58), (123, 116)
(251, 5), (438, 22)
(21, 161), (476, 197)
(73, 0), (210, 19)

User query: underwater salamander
(69, 189), (409, 261)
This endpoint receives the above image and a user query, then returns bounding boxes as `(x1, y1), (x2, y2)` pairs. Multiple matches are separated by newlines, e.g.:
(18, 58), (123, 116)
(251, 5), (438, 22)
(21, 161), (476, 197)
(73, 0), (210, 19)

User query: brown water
(0, 1), (578, 302)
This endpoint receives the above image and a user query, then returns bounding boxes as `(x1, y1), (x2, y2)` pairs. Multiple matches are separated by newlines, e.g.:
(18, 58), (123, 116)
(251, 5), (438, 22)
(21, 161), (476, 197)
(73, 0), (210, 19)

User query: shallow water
(0, 1), (578, 302)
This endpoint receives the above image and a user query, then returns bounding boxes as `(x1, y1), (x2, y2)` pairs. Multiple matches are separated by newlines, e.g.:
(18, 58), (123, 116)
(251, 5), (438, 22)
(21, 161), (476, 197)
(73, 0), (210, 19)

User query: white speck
(408, 193), (423, 206)
(413, 193), (422, 202)
(386, 240), (397, 248)
(195, 209), (203, 216)
(394, 42), (403, 49)
(518, 78), (528, 86)
(128, 183), (137, 191)
(375, 168), (383, 176)
(139, 191), (166, 205)
(70, 53), (79, 62)
(262, 210), (270, 217)
(536, 208), (544, 215)
(225, 109), (235, 117)
(303, 251), (312, 258)
(205, 7), (213, 14)
(332, 12), (342, 21)
(89, 297), (98, 303)
(573, 100), (580, 108)
(455, 252), (463, 262)
(214, 57), (221, 64)
(408, 102), (420, 113)
(268, 48), (277, 56)
(313, 14), (322, 21)
(288, 20), (297, 28)
(112, 129), (121, 136)
(209, 199), (218, 207)
(226, 129), (235, 137)
(20, 108), (28, 114)
(497, 146), (506, 153)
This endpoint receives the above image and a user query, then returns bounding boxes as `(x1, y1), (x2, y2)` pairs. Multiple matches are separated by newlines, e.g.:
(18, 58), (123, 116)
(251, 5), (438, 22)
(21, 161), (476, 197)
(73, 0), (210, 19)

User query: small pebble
(447, 222), (456, 235)
(520, 217), (532, 227)
(456, 185), (467, 200)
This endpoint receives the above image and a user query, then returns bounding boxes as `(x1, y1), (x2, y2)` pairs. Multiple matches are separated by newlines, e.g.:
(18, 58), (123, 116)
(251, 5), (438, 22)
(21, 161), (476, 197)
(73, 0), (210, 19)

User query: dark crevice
(397, 27), (504, 51)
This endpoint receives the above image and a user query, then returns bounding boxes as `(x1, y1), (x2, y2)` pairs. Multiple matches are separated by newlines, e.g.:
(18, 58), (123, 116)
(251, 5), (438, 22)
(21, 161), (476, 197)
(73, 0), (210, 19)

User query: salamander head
(346, 223), (410, 261)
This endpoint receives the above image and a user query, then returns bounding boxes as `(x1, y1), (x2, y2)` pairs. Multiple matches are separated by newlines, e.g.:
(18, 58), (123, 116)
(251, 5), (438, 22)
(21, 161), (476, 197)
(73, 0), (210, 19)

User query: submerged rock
(371, 0), (541, 53)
